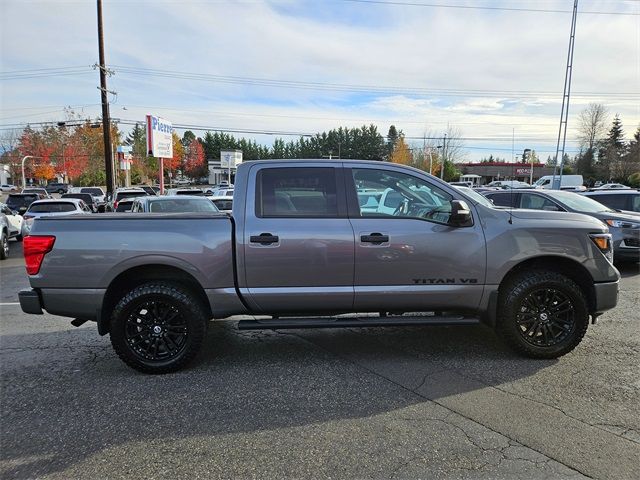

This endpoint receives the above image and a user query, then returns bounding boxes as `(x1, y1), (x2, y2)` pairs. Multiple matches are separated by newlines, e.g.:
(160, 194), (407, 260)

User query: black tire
(109, 282), (208, 374)
(498, 271), (589, 359)
(0, 231), (8, 260)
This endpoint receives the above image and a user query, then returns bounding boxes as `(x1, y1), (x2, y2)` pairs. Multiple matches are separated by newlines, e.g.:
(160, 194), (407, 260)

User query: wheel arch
(98, 264), (212, 335)
(499, 256), (596, 312)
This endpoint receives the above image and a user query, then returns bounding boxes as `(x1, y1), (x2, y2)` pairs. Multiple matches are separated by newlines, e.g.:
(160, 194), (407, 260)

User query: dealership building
(458, 162), (556, 185)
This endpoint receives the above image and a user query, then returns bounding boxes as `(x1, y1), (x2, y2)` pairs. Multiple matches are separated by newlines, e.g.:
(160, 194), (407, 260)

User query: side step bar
(237, 316), (480, 330)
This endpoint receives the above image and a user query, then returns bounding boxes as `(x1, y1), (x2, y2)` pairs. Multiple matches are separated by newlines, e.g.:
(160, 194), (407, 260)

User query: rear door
(346, 165), (486, 312)
(241, 163), (355, 313)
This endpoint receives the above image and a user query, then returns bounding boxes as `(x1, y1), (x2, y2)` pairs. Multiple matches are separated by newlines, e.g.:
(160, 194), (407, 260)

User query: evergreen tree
(386, 125), (400, 161)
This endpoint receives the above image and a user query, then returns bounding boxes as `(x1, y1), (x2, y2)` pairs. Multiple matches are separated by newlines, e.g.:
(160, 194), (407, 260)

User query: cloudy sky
(1, 0), (638, 161)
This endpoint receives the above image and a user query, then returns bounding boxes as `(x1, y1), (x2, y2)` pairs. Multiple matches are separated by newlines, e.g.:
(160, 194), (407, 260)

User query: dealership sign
(220, 149), (243, 168)
(146, 115), (173, 158)
(515, 167), (531, 175)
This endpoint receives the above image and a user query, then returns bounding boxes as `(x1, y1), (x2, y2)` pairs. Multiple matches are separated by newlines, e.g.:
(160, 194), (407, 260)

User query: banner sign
(146, 115), (173, 158)
(220, 149), (243, 168)
(515, 167), (531, 175)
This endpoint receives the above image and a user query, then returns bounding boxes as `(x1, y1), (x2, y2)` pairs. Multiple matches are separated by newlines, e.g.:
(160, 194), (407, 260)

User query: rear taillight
(23, 235), (56, 275)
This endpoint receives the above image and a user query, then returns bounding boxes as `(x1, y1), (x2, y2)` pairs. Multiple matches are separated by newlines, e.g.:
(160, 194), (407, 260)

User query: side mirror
(449, 200), (473, 227)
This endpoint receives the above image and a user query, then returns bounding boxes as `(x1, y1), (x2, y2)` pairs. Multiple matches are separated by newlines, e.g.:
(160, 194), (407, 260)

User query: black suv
(45, 182), (69, 194)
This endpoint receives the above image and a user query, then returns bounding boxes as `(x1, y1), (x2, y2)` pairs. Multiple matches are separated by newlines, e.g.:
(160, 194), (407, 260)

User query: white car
(165, 188), (205, 196)
(205, 187), (234, 197)
(209, 195), (233, 212)
(1, 184), (19, 192)
(21, 198), (92, 237)
(110, 188), (148, 211)
(591, 183), (631, 190)
(0, 202), (24, 240)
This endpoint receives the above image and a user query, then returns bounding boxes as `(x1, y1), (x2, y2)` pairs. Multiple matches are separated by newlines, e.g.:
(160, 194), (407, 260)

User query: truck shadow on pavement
(0, 319), (560, 479)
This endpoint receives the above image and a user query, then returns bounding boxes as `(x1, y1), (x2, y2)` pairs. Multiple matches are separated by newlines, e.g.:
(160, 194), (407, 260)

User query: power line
(340, 0), (640, 16)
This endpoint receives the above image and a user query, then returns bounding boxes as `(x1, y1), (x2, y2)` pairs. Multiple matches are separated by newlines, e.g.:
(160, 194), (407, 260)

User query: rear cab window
(28, 202), (77, 213)
(256, 167), (339, 217)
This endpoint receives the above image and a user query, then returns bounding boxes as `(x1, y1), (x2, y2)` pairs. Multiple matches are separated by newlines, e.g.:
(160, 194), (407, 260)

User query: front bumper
(593, 280), (619, 314)
(19, 289), (43, 314)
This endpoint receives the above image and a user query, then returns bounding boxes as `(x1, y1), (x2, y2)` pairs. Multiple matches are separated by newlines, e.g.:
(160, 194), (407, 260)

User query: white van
(533, 175), (584, 191)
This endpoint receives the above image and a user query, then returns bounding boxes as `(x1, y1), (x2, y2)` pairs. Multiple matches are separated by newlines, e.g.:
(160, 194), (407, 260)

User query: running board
(237, 316), (480, 330)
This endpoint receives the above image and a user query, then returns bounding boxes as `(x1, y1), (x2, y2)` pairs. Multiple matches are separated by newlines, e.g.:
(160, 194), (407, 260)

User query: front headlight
(589, 233), (614, 263)
(604, 219), (640, 228)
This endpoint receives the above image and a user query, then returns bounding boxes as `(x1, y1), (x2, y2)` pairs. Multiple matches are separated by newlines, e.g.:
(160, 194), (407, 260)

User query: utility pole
(97, 0), (115, 196)
(440, 134), (447, 180)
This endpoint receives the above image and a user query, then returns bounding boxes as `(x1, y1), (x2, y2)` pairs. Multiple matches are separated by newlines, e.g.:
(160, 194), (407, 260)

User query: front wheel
(498, 271), (589, 359)
(110, 282), (208, 373)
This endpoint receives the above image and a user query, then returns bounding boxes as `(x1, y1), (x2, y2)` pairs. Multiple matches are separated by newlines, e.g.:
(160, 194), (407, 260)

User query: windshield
(7, 195), (38, 208)
(454, 186), (495, 208)
(550, 191), (615, 213)
(116, 191), (146, 201)
(149, 199), (219, 213)
(81, 188), (103, 196)
(28, 202), (77, 213)
(63, 194), (93, 203)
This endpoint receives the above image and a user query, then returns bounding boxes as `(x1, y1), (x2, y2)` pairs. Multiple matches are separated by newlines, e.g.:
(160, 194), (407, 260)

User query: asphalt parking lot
(1, 241), (638, 479)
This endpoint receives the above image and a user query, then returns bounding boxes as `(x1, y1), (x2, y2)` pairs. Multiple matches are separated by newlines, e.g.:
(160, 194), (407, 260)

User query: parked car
(209, 196), (233, 213)
(0, 211), (19, 259)
(108, 188), (148, 211)
(22, 187), (52, 199)
(21, 198), (92, 237)
(483, 189), (640, 263)
(79, 187), (107, 205)
(449, 181), (473, 188)
(589, 183), (631, 191)
(0, 202), (24, 240)
(580, 190), (640, 214)
(5, 193), (45, 215)
(1, 184), (19, 192)
(130, 195), (220, 213)
(165, 188), (205, 196)
(62, 193), (98, 212)
(19, 160), (620, 373)
(45, 182), (69, 194)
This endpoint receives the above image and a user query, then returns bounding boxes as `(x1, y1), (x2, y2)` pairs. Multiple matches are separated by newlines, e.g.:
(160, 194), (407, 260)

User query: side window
(595, 195), (626, 210)
(486, 192), (515, 207)
(631, 195), (640, 212)
(351, 168), (453, 224)
(256, 168), (338, 218)
(519, 193), (561, 211)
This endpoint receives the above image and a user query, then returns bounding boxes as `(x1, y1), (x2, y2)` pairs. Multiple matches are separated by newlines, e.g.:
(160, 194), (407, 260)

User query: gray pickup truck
(19, 160), (620, 373)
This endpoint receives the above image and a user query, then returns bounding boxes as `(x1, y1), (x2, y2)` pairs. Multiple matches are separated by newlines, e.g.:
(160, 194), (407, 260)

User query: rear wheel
(110, 282), (208, 373)
(0, 231), (8, 260)
(498, 271), (589, 359)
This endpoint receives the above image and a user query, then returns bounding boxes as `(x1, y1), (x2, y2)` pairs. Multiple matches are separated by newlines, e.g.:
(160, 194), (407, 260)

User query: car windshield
(116, 191), (146, 200)
(116, 201), (134, 212)
(81, 188), (103, 196)
(28, 202), (77, 213)
(454, 186), (494, 208)
(7, 195), (38, 208)
(23, 189), (45, 194)
(63, 194), (93, 203)
(175, 190), (204, 196)
(149, 199), (219, 213)
(212, 199), (232, 210)
(549, 191), (615, 213)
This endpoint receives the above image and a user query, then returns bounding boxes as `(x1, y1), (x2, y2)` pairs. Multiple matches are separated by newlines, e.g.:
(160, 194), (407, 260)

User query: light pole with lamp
(21, 156), (41, 189)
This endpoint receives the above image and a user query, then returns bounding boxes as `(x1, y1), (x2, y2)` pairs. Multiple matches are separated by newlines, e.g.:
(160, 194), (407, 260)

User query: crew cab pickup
(19, 160), (620, 373)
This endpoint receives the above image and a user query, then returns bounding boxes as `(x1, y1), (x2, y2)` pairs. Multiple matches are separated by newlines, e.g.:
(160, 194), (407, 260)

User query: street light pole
(21, 156), (36, 189)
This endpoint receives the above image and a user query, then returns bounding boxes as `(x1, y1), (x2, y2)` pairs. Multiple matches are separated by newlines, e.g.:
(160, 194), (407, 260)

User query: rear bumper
(593, 280), (619, 314)
(19, 289), (43, 314)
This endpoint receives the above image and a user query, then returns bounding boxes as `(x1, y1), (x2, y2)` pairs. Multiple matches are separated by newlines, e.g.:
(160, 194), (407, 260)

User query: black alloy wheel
(498, 270), (589, 359)
(515, 288), (575, 347)
(124, 299), (188, 362)
(110, 282), (208, 373)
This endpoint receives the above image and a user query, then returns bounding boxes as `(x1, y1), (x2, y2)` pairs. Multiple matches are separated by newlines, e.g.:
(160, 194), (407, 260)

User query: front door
(241, 164), (355, 313)
(346, 166), (486, 312)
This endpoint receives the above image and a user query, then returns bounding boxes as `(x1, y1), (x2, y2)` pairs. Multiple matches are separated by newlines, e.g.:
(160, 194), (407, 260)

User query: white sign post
(220, 149), (243, 184)
(146, 115), (173, 194)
